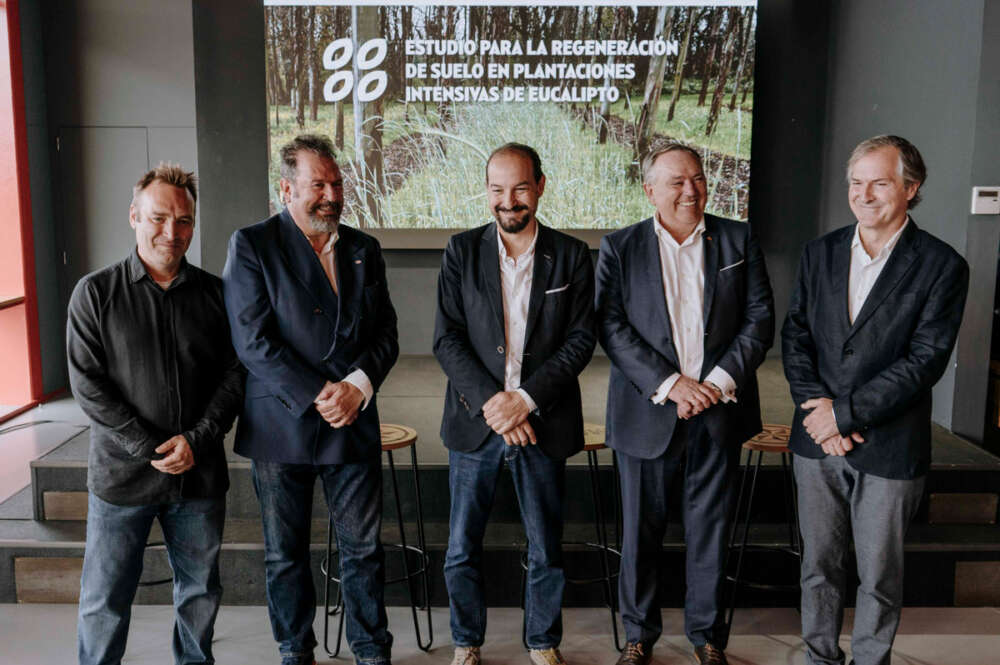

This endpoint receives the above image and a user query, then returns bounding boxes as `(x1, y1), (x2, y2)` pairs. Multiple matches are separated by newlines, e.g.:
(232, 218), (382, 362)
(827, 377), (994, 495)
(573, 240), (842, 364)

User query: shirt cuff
(343, 369), (374, 410)
(652, 373), (681, 405)
(704, 366), (738, 403)
(515, 388), (538, 413)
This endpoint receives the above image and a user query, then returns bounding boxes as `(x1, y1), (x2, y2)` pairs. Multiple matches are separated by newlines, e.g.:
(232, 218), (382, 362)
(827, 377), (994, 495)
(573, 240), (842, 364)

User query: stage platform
(1, 356), (999, 608)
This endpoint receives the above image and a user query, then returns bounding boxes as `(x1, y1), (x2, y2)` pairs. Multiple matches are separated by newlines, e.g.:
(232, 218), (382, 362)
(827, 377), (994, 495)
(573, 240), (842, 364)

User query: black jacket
(595, 215), (774, 458)
(782, 220), (969, 479)
(433, 222), (596, 460)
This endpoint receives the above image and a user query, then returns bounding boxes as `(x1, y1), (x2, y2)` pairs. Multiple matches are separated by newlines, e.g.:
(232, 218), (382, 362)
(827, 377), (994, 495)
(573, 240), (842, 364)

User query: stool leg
(727, 447), (753, 551)
(323, 517), (346, 657)
(409, 444), (433, 651)
(386, 450), (423, 653)
(784, 452), (802, 557)
(520, 549), (529, 650)
(588, 449), (623, 652)
(612, 453), (623, 552)
(725, 450), (763, 631)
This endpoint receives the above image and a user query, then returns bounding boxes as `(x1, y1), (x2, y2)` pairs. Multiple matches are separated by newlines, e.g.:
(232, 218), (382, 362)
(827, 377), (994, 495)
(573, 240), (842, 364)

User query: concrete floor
(3, 605), (999, 664)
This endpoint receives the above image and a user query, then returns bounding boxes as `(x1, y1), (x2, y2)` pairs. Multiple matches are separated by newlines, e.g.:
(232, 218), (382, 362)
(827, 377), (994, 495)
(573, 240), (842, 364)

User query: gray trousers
(794, 455), (924, 665)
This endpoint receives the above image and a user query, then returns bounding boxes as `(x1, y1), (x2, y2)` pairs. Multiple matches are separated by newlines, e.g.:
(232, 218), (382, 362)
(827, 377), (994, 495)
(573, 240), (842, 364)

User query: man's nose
(682, 179), (697, 196)
(162, 219), (177, 239)
(501, 190), (515, 208)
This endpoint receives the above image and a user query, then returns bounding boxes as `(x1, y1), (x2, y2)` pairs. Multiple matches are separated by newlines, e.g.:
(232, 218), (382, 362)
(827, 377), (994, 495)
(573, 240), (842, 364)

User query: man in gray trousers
(782, 135), (968, 665)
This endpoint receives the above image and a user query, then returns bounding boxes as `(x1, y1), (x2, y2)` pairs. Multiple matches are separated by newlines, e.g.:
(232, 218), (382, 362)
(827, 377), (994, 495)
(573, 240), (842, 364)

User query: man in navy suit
(596, 142), (774, 665)
(434, 144), (596, 665)
(783, 135), (969, 665)
(223, 135), (398, 665)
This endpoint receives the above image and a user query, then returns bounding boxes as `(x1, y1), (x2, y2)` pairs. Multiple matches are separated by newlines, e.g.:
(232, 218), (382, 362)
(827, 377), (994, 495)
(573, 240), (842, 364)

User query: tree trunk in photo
(705, 8), (739, 137)
(728, 8), (754, 112)
(633, 7), (674, 171)
(353, 5), (384, 227)
(599, 7), (626, 144)
(741, 59), (754, 106)
(294, 7), (307, 129)
(308, 8), (319, 122)
(667, 8), (697, 122)
(697, 10), (721, 107)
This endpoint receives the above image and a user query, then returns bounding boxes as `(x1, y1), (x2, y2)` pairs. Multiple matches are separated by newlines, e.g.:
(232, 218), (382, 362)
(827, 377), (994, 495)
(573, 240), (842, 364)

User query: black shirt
(66, 249), (245, 505)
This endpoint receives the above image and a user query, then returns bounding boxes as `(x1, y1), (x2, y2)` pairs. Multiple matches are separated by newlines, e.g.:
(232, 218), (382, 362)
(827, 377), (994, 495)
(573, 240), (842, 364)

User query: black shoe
(614, 642), (650, 665)
(694, 643), (728, 665)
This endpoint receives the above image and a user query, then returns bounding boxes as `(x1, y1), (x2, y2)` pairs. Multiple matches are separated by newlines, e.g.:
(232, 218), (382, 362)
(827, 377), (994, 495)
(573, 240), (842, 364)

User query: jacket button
(497, 345), (505, 354)
(314, 308), (323, 314)
(844, 348), (854, 356)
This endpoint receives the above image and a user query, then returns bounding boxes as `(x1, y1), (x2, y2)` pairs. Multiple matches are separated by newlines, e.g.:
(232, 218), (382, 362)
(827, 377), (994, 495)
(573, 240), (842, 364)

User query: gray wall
(25, 0), (201, 393)
(817, 0), (991, 430)
(953, 0), (1000, 447)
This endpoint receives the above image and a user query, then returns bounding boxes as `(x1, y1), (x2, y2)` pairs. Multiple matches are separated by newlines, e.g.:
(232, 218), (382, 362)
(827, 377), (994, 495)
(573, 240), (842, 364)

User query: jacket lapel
(702, 216), (719, 328)
(479, 226), (506, 336)
(830, 226), (853, 339)
(846, 221), (920, 341)
(277, 210), (339, 326)
(333, 227), (364, 340)
(642, 218), (677, 361)
(523, 224), (554, 346)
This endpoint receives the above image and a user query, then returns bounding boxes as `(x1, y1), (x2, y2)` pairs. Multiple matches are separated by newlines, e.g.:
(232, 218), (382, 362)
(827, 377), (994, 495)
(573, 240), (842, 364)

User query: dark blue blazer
(433, 223), (596, 460)
(596, 215), (774, 459)
(782, 220), (969, 479)
(222, 210), (399, 464)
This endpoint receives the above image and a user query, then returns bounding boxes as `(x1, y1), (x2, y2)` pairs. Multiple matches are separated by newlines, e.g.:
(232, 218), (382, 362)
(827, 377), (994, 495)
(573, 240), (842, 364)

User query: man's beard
(494, 205), (531, 234)
(308, 201), (341, 232)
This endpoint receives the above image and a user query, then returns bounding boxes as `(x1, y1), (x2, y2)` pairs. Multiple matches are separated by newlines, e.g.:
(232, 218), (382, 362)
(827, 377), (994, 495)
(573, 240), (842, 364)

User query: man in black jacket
(434, 144), (596, 665)
(783, 135), (969, 665)
(68, 164), (244, 665)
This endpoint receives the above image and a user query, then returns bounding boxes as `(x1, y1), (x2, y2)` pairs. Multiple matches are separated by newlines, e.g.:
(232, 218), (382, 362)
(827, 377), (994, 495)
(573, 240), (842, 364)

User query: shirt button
(497, 345), (505, 354)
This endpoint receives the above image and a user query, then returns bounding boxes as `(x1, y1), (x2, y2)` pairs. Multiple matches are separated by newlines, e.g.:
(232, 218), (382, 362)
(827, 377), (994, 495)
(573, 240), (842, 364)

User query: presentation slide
(264, 2), (756, 233)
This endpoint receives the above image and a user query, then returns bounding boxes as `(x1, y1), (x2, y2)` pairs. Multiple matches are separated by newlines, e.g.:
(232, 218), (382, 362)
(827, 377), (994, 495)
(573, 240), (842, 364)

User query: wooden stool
(725, 424), (801, 630)
(519, 423), (624, 652)
(321, 424), (432, 655)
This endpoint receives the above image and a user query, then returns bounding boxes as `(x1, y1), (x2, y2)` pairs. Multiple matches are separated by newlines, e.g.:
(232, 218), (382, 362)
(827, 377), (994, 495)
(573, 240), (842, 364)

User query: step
(2, 518), (999, 607)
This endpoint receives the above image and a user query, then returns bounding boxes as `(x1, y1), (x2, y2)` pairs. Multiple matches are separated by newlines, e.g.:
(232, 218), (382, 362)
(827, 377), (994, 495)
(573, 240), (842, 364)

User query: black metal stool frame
(322, 443), (433, 656)
(724, 446), (802, 632)
(519, 449), (625, 652)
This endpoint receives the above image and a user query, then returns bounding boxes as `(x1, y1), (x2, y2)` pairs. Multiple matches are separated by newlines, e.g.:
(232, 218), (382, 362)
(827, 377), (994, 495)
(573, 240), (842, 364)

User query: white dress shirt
(848, 218), (908, 324)
(498, 226), (539, 412)
(313, 230), (374, 408)
(649, 217), (737, 405)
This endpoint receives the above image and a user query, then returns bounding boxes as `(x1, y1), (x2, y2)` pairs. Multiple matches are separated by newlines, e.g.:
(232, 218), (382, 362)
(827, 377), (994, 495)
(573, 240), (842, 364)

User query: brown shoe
(614, 642), (650, 665)
(451, 646), (481, 665)
(694, 643), (728, 665)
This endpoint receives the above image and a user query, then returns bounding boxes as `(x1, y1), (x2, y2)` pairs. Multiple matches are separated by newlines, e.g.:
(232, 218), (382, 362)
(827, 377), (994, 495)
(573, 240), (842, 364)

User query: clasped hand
(151, 434), (194, 475)
(315, 380), (364, 428)
(483, 390), (536, 447)
(800, 397), (864, 456)
(668, 376), (721, 419)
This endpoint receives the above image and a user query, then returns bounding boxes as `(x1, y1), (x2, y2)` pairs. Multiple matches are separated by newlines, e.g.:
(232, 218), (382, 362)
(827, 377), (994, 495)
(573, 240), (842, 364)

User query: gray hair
(132, 162), (197, 205)
(846, 135), (927, 209)
(641, 141), (704, 184)
(280, 134), (338, 181)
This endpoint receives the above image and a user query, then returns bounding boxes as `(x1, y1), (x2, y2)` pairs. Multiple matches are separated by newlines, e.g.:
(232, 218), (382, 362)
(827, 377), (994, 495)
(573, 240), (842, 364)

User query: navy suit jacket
(222, 210), (399, 464)
(433, 222), (596, 460)
(782, 220), (969, 479)
(596, 215), (774, 459)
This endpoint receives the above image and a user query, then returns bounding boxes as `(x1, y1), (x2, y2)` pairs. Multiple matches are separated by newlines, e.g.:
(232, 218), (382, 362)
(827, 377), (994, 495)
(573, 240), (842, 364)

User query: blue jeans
(252, 459), (392, 665)
(77, 492), (225, 665)
(445, 433), (566, 649)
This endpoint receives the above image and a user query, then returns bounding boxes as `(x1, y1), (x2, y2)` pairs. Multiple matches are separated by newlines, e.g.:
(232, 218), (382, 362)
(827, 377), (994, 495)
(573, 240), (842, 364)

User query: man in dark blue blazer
(596, 143), (774, 665)
(783, 135), (969, 665)
(434, 144), (595, 665)
(223, 135), (398, 665)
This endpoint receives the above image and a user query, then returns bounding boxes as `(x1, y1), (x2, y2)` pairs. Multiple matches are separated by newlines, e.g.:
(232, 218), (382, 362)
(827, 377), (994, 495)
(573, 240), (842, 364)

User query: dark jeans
(251, 458), (392, 665)
(617, 416), (739, 650)
(795, 454), (924, 665)
(77, 492), (224, 665)
(444, 433), (567, 649)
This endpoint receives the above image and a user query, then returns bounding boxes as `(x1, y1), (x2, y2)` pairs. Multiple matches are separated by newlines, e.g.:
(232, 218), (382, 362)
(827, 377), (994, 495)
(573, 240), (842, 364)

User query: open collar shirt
(498, 224), (539, 411)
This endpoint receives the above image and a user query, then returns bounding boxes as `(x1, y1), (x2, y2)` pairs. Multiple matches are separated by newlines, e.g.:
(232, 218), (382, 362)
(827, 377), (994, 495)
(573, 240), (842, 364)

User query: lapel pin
(354, 259), (362, 264)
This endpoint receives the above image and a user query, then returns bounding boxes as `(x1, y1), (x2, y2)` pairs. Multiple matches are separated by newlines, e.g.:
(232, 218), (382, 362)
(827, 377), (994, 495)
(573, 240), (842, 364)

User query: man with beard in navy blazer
(783, 135), (968, 665)
(434, 143), (595, 665)
(223, 135), (398, 665)
(596, 142), (774, 665)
